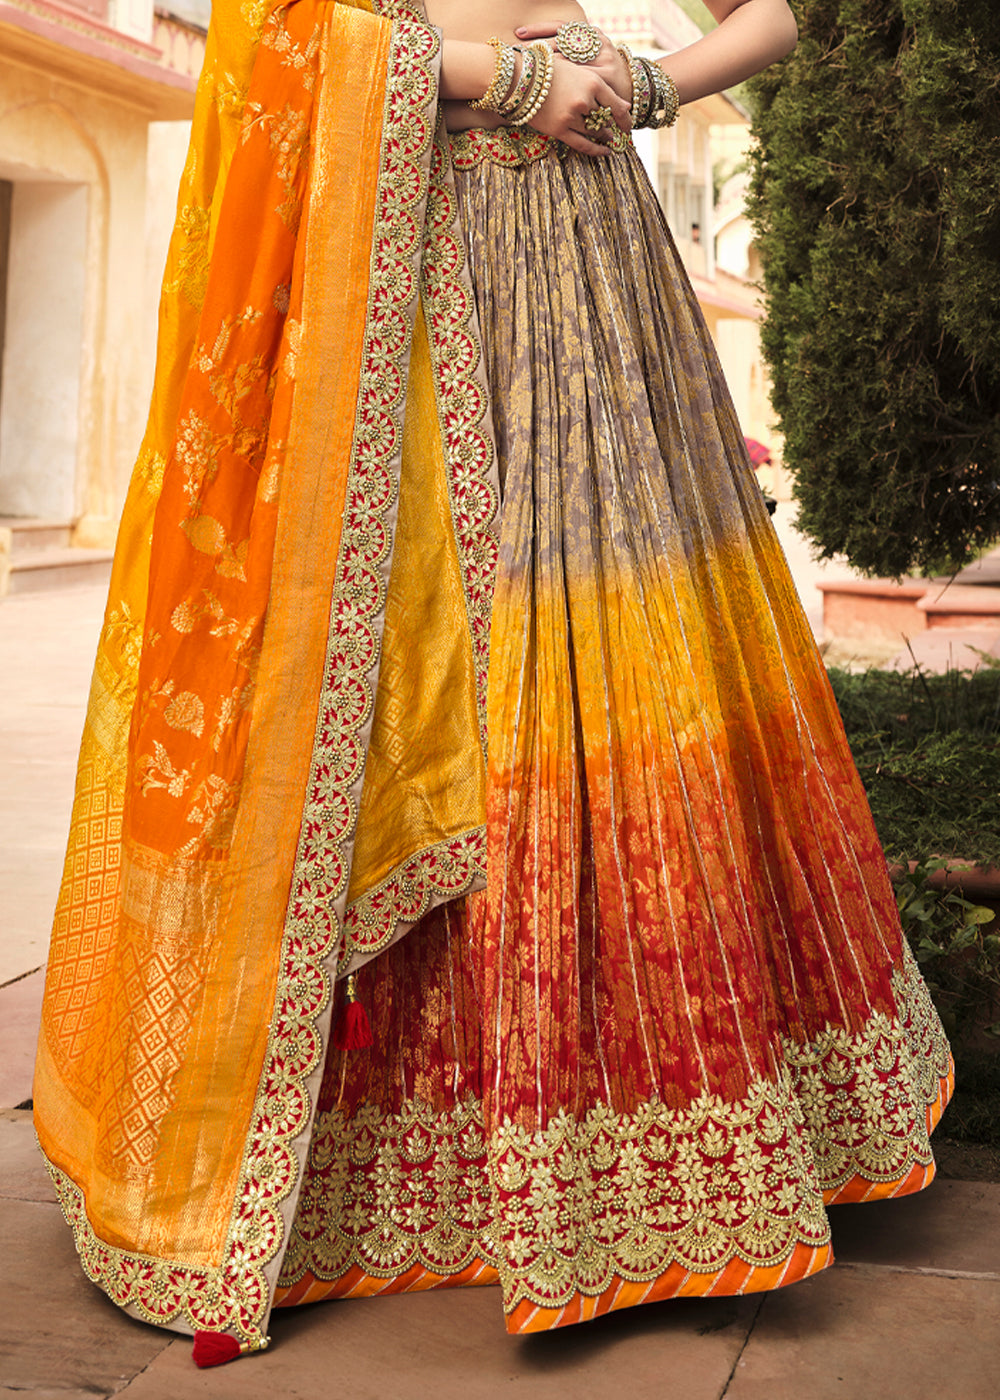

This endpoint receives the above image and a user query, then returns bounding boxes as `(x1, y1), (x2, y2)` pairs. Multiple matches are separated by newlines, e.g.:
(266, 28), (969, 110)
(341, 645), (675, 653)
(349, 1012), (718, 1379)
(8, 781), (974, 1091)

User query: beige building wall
(0, 0), (199, 565)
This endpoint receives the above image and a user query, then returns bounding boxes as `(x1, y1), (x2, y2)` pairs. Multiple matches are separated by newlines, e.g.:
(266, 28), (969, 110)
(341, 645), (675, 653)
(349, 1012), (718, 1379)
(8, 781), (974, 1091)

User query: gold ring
(584, 105), (614, 134)
(557, 21), (603, 64)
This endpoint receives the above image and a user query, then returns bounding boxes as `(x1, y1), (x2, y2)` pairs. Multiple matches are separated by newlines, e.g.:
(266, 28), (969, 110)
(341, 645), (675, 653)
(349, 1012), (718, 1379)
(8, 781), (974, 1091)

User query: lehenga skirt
(274, 130), (953, 1332)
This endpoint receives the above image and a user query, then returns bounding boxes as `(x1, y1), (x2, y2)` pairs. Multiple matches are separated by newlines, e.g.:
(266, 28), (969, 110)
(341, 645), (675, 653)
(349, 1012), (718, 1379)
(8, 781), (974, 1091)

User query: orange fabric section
(504, 1245), (834, 1334)
(37, 0), (394, 1262)
(274, 1259), (501, 1309)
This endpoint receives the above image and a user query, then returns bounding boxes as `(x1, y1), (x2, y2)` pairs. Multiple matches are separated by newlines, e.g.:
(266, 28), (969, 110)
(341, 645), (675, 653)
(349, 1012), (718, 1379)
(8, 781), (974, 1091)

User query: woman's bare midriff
(424, 0), (591, 131)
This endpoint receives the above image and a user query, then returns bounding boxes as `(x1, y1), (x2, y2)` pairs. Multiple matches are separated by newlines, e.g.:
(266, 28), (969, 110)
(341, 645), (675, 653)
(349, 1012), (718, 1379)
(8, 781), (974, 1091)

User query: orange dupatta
(34, 0), (499, 1353)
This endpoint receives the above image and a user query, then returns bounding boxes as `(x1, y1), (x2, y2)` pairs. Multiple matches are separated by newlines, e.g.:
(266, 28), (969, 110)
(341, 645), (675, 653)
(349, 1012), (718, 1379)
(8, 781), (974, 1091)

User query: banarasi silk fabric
(35, 0), (952, 1357)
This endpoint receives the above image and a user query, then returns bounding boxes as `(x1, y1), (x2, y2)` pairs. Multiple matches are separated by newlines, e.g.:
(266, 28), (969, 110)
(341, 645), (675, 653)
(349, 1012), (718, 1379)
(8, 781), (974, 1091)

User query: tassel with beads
(331, 971), (373, 1051)
(192, 1330), (268, 1367)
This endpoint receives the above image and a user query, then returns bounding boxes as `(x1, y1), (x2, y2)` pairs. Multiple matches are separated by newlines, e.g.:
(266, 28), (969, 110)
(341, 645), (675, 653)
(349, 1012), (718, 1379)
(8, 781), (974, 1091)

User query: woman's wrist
(439, 39), (507, 104)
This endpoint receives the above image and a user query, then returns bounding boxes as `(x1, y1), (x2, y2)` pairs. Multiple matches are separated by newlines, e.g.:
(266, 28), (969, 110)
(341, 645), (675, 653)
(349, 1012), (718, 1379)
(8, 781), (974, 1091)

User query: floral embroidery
(280, 956), (952, 1314)
(280, 1097), (492, 1284)
(449, 126), (559, 170)
(341, 829), (486, 970)
(163, 203), (211, 307)
(163, 690), (206, 736)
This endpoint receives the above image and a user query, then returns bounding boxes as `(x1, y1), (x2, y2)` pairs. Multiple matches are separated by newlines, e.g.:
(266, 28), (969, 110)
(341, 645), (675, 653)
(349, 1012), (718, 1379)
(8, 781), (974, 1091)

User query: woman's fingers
(514, 25), (559, 40)
(560, 129), (613, 156)
(597, 79), (632, 132)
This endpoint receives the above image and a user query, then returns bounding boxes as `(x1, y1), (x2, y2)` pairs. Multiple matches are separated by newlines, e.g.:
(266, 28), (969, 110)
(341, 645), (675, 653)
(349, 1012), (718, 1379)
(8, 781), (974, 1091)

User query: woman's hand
(525, 47), (632, 156)
(515, 24), (634, 107)
(437, 34), (631, 153)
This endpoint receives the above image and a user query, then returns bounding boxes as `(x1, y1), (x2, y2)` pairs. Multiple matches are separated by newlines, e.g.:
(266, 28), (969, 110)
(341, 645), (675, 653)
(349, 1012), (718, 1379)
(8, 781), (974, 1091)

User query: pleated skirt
(274, 131), (952, 1331)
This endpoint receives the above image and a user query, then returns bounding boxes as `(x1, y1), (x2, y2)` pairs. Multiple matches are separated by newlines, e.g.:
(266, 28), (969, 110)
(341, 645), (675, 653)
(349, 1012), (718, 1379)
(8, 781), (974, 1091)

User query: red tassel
(193, 1331), (242, 1368)
(332, 972), (373, 1050)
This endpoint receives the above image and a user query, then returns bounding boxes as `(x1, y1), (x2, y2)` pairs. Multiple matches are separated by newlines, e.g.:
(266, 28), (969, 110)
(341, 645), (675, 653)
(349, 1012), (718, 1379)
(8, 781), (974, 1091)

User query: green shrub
(829, 663), (1000, 1145)
(748, 0), (1000, 578)
(828, 663), (1000, 865)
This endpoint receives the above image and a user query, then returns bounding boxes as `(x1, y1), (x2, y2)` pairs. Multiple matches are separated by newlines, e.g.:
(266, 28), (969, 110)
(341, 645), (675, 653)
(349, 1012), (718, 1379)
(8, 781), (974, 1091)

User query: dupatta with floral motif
(34, 0), (494, 1354)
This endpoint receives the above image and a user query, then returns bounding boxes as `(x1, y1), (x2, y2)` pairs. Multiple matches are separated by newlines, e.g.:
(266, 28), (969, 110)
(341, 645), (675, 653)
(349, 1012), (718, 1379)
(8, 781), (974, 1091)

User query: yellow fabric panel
(348, 305), (487, 901)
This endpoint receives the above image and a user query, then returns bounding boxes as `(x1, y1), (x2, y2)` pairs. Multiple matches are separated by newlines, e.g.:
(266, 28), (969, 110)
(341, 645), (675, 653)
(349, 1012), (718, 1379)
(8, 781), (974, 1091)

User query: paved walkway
(3, 1106), (999, 1398)
(2, 531), (999, 1398)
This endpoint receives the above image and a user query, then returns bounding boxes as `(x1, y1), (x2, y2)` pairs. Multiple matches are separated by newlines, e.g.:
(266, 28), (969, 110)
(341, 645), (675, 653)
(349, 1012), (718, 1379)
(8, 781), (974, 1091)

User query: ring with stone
(583, 105), (614, 133)
(556, 21), (604, 64)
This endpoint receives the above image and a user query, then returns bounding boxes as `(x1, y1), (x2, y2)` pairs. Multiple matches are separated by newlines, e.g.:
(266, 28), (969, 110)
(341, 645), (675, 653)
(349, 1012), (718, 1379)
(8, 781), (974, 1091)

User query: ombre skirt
(274, 131), (952, 1331)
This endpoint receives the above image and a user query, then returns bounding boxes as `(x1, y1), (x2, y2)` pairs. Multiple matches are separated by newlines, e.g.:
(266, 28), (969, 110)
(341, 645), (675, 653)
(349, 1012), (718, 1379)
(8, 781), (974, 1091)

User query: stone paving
(2, 534), (999, 1398)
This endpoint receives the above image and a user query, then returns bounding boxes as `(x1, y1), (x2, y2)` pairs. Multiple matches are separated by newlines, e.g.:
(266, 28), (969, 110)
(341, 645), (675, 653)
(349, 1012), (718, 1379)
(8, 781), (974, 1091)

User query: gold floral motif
(449, 126), (560, 170)
(178, 774), (239, 857)
(175, 410), (220, 503)
(137, 445), (167, 496)
(196, 308), (265, 376)
(282, 957), (952, 1314)
(136, 740), (190, 799)
(260, 5), (322, 90)
(170, 590), (242, 638)
(163, 204), (211, 308)
(103, 602), (144, 681)
(163, 690), (206, 737)
(180, 514), (250, 581)
(267, 104), (311, 226)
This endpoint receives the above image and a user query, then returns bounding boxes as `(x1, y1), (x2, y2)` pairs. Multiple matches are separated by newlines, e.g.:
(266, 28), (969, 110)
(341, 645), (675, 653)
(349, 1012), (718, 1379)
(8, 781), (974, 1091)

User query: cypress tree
(748, 0), (1000, 577)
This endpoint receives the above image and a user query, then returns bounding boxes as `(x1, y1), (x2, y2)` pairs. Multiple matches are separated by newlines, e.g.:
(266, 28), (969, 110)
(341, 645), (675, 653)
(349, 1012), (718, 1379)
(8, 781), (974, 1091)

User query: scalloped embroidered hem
(272, 1048), (954, 1328)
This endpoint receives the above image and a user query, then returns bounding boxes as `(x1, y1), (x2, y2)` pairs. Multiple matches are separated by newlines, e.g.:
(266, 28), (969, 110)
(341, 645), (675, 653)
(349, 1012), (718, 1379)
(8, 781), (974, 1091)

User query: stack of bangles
(470, 35), (680, 132)
(470, 36), (554, 125)
(617, 44), (680, 130)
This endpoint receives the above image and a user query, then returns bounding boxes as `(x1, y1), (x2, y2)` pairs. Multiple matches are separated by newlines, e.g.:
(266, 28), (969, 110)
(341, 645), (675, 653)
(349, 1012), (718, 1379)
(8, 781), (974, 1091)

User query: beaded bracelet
(617, 45), (651, 129)
(470, 35), (517, 113)
(511, 41), (554, 126)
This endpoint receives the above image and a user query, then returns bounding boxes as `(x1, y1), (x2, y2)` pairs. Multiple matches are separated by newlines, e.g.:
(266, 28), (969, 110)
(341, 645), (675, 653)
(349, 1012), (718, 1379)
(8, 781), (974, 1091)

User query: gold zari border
(280, 951), (952, 1313)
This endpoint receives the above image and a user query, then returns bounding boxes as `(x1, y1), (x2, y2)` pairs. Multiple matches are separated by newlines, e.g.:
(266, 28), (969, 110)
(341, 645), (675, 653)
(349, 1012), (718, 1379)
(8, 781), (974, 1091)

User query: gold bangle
(660, 68), (680, 128)
(470, 36), (518, 113)
(618, 45), (650, 129)
(647, 62), (680, 129)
